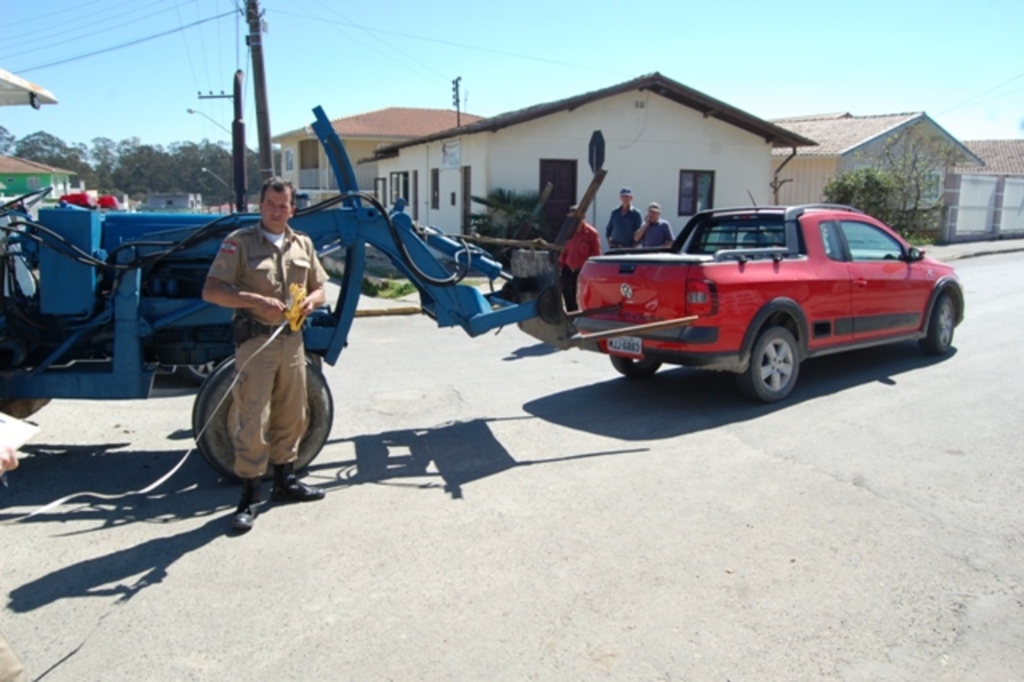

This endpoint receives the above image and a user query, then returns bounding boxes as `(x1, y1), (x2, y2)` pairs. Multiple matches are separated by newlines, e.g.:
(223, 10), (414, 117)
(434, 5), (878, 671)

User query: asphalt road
(2, 252), (1023, 681)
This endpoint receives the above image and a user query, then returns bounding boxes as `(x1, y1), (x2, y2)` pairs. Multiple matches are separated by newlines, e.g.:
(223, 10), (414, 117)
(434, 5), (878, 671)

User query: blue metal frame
(0, 106), (551, 402)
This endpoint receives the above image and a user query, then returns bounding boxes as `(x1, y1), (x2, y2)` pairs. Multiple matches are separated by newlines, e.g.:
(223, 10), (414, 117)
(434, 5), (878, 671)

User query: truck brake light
(686, 280), (716, 316)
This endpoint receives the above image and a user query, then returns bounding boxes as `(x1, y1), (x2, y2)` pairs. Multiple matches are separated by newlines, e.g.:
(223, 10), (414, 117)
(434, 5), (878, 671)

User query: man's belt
(233, 315), (294, 345)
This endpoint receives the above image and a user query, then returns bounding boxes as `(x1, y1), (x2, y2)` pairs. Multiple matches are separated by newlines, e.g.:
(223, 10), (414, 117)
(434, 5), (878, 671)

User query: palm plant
(470, 188), (549, 240)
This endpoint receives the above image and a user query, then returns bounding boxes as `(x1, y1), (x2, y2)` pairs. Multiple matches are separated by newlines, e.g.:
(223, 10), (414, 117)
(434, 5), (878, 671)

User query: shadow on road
(1, 342), (954, 615)
(6, 513), (225, 614)
(524, 341), (957, 440)
(315, 418), (642, 501)
(0, 442), (224, 524)
(502, 342), (561, 361)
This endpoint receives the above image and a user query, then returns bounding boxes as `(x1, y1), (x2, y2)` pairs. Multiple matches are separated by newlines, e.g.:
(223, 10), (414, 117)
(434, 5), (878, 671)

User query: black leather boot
(231, 478), (261, 532)
(271, 463), (325, 503)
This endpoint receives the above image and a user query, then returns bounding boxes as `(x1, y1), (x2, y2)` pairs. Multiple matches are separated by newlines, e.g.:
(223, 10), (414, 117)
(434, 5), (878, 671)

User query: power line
(3, 0), (131, 31)
(302, 0), (448, 83)
(174, 0), (204, 96)
(937, 72), (1024, 115)
(1, 0), (171, 57)
(17, 11), (236, 74)
(193, 0), (214, 91)
(272, 8), (630, 80)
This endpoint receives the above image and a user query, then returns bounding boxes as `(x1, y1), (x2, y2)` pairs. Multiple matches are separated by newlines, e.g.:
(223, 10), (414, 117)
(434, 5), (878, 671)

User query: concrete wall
(944, 173), (1024, 241)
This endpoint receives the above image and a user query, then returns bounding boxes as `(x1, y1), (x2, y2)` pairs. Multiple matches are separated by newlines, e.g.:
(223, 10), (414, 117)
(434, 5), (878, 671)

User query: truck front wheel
(919, 293), (956, 355)
(736, 326), (800, 403)
(191, 355), (334, 480)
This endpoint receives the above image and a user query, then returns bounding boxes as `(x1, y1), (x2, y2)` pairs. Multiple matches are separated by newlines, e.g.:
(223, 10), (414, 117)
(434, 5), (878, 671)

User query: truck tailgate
(577, 253), (708, 323)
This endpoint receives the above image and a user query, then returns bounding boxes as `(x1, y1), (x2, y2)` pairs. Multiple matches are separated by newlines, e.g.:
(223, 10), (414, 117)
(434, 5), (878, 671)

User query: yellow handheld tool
(285, 283), (307, 332)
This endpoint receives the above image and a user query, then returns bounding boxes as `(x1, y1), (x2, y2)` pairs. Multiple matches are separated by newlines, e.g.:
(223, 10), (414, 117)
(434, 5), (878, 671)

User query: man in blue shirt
(634, 202), (674, 248)
(605, 187), (643, 250)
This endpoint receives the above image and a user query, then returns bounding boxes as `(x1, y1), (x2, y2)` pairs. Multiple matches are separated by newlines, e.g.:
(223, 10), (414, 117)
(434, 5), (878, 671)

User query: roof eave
(372, 73), (817, 158)
(839, 113), (984, 166)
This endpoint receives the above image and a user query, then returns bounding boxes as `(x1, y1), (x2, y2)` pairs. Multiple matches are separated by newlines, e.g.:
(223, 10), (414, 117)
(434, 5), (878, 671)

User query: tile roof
(770, 112), (925, 156)
(274, 107), (484, 141)
(373, 73), (816, 159)
(0, 155), (75, 175)
(954, 140), (1024, 175)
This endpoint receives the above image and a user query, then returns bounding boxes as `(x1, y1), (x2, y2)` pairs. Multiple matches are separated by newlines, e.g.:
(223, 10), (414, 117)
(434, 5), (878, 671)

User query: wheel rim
(759, 338), (795, 392)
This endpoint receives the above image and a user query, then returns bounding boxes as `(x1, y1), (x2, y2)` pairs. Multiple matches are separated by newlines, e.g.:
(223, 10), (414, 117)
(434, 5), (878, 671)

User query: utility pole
(247, 0), (274, 181)
(231, 69), (248, 211)
(195, 70), (246, 211)
(452, 77), (461, 127)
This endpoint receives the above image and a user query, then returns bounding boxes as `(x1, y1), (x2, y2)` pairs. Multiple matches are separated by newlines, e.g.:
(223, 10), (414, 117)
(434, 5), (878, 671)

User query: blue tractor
(0, 107), (573, 478)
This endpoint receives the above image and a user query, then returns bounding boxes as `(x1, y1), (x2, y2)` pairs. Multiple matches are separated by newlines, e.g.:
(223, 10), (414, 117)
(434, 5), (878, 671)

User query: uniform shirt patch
(220, 240), (239, 254)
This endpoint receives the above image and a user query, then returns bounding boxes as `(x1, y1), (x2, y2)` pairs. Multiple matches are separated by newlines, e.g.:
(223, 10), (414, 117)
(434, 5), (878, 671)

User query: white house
(769, 112), (983, 207)
(369, 73), (814, 242)
(273, 107), (482, 212)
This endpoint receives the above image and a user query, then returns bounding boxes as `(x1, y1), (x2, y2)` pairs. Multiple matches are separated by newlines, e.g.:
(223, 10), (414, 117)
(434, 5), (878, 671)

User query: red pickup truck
(574, 204), (964, 402)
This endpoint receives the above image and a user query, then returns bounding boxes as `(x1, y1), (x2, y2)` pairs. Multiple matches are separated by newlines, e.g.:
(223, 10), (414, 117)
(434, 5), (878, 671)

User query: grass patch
(361, 277), (419, 299)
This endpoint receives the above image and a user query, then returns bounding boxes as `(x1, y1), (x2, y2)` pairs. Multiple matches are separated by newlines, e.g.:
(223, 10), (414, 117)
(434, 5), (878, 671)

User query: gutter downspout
(771, 146), (798, 204)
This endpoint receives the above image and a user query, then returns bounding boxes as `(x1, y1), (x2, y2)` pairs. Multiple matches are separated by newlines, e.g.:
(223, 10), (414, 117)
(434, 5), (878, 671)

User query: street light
(201, 167), (230, 188)
(201, 167), (230, 189)
(187, 108), (231, 136)
(200, 167), (232, 211)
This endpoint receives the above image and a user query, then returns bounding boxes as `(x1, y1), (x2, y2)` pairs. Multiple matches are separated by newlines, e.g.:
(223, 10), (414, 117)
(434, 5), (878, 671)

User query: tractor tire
(191, 355), (333, 480)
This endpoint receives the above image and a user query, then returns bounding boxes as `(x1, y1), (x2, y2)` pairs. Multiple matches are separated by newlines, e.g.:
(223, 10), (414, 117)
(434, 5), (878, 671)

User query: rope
(5, 322), (289, 523)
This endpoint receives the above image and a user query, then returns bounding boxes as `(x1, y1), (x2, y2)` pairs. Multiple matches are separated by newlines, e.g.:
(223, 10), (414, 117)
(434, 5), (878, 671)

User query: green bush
(823, 167), (900, 227)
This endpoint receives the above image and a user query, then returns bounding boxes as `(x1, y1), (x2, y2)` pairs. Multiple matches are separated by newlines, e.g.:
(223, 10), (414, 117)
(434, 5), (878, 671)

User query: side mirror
(905, 246), (924, 262)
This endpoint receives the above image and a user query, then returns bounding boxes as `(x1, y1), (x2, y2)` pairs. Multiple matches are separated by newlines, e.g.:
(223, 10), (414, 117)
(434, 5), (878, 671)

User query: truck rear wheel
(191, 355), (333, 480)
(736, 326), (800, 403)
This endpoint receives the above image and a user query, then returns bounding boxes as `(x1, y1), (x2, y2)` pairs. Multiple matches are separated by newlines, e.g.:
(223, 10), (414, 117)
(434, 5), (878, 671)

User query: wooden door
(540, 160), (577, 238)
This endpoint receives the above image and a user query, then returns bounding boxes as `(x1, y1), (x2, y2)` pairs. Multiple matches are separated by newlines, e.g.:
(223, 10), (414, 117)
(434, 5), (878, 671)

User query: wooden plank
(555, 168), (607, 245)
(570, 315), (699, 345)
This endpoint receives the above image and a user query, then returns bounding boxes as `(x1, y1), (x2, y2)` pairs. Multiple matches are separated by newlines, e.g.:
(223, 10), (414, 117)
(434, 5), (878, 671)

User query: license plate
(607, 336), (642, 357)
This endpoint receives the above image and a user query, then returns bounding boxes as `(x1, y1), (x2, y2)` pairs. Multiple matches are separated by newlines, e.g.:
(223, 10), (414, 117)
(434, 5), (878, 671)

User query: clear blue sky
(3, 0), (1022, 153)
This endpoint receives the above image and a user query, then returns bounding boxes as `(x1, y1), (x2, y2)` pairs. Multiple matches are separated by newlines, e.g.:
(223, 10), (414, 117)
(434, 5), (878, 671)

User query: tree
(11, 131), (94, 188)
(89, 137), (118, 193)
(470, 188), (547, 239)
(875, 125), (960, 236)
(3, 127), (277, 209)
(0, 126), (13, 155)
(169, 139), (235, 207)
(823, 167), (900, 228)
(113, 139), (173, 199)
(825, 123), (962, 237)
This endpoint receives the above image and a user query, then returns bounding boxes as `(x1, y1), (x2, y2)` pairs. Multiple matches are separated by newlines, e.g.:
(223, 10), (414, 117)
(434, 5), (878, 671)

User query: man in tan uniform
(203, 177), (329, 532)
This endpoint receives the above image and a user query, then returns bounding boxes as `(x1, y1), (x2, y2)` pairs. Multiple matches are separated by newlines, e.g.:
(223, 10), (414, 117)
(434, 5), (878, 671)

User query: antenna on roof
(747, 189), (758, 206)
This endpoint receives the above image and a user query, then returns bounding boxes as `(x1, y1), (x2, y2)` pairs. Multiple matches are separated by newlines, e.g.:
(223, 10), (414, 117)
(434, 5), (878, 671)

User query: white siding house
(370, 73), (814, 244)
(769, 112), (983, 207)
